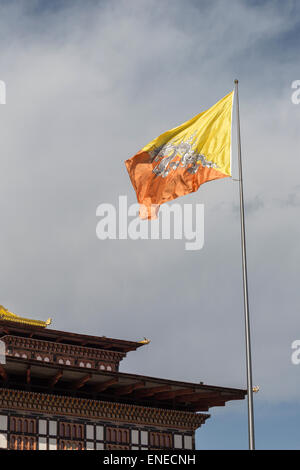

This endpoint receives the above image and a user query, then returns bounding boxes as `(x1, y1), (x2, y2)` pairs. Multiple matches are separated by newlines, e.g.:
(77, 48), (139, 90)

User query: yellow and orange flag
(125, 91), (234, 219)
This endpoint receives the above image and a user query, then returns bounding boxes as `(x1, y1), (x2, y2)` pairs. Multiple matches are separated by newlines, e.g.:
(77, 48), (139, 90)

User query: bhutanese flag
(125, 91), (234, 219)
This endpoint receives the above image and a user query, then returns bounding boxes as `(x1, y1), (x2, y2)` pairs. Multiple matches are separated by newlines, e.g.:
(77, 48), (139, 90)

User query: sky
(0, 0), (299, 449)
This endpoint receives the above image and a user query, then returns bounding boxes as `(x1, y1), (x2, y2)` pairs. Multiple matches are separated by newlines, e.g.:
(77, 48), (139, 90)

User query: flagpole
(234, 79), (255, 450)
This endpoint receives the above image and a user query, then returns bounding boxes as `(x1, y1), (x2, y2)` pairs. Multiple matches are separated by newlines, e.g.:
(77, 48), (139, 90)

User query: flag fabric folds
(125, 91), (234, 219)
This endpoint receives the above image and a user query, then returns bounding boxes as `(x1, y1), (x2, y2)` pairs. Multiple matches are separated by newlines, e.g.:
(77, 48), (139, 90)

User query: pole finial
(234, 79), (239, 84)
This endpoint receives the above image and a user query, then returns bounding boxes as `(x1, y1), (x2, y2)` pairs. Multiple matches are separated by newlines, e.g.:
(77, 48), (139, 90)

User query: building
(0, 305), (246, 450)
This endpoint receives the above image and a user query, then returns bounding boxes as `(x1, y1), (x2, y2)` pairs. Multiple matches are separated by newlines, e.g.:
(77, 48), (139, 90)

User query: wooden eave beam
(154, 388), (195, 400)
(26, 366), (31, 384)
(55, 336), (66, 343)
(73, 373), (92, 390)
(192, 400), (226, 411)
(49, 370), (63, 388)
(194, 405), (209, 411)
(93, 378), (118, 393)
(114, 381), (145, 396)
(176, 392), (221, 403)
(134, 385), (171, 398)
(0, 328), (10, 335)
(0, 364), (7, 381)
(192, 395), (243, 411)
(99, 343), (122, 351)
(191, 392), (245, 410)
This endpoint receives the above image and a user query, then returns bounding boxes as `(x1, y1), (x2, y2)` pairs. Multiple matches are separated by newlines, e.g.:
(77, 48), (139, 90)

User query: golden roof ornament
(0, 305), (52, 328)
(139, 337), (151, 345)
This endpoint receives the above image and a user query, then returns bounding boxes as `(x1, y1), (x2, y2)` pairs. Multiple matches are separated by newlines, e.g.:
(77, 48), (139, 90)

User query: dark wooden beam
(192, 392), (245, 411)
(154, 388), (194, 400)
(0, 364), (7, 381)
(134, 385), (171, 398)
(26, 366), (31, 385)
(93, 378), (118, 393)
(55, 336), (66, 343)
(192, 403), (209, 411)
(114, 381), (145, 396)
(49, 370), (63, 388)
(192, 400), (226, 411)
(99, 343), (120, 350)
(176, 392), (220, 403)
(0, 327), (10, 335)
(73, 374), (92, 390)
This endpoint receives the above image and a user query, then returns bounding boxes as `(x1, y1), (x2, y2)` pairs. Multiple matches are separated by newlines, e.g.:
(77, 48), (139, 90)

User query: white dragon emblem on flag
(149, 133), (218, 178)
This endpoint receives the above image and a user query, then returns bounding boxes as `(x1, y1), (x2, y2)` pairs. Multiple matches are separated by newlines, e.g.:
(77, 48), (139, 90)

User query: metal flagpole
(234, 79), (255, 450)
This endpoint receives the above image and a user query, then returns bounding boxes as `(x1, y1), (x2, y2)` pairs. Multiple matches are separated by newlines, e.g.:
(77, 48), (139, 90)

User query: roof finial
(139, 337), (151, 345)
(0, 305), (52, 328)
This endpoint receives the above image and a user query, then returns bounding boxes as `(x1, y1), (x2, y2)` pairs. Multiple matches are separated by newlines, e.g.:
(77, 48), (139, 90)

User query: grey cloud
(0, 1), (299, 435)
(276, 193), (300, 207)
(232, 195), (265, 216)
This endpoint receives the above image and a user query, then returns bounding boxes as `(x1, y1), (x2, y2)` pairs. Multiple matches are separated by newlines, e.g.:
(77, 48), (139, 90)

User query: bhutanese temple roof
(0, 306), (148, 353)
(0, 305), (246, 412)
(0, 305), (52, 329)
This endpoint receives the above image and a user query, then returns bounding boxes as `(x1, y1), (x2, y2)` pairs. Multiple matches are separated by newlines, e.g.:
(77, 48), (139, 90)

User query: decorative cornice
(0, 388), (209, 431)
(2, 335), (125, 365)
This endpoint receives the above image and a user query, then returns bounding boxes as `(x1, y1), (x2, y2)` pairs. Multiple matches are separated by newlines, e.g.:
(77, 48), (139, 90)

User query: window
(58, 422), (84, 450)
(59, 440), (84, 450)
(10, 418), (16, 432)
(10, 417), (36, 434)
(10, 435), (37, 450)
(23, 420), (28, 433)
(59, 422), (84, 440)
(29, 420), (35, 433)
(106, 444), (130, 450)
(149, 432), (172, 448)
(106, 427), (129, 444)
